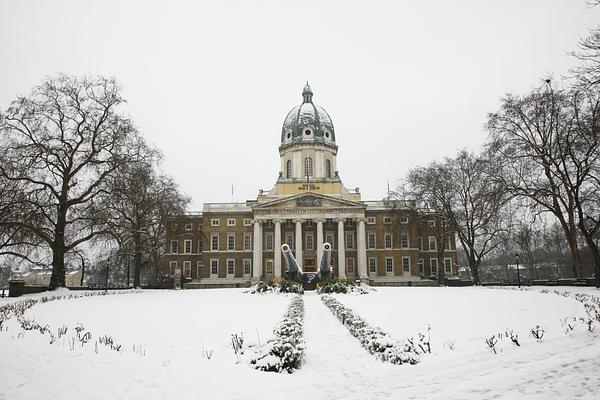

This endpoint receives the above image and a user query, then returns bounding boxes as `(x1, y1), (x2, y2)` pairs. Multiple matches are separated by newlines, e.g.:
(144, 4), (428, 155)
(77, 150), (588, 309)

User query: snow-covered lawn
(1, 287), (599, 400)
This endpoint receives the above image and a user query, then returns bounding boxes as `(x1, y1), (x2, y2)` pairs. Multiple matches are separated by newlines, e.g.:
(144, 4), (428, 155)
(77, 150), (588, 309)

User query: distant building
(165, 84), (457, 286)
(23, 268), (84, 287)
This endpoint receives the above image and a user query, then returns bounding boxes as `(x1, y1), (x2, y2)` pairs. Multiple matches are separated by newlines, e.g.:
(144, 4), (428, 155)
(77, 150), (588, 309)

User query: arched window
(286, 160), (292, 179)
(304, 157), (313, 177)
(325, 159), (331, 179)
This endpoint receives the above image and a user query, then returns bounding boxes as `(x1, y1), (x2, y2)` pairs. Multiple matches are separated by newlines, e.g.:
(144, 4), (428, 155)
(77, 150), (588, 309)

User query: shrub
(321, 295), (422, 365)
(250, 295), (305, 373)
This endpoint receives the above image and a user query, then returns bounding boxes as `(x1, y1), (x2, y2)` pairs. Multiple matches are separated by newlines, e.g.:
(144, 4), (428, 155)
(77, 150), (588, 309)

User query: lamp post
(515, 253), (521, 288)
(105, 260), (110, 293)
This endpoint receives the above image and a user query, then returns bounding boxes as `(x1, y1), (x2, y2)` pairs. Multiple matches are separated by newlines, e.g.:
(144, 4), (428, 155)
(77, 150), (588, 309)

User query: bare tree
(98, 156), (189, 287)
(0, 75), (145, 289)
(571, 26), (600, 88)
(487, 82), (586, 279)
(407, 150), (511, 284)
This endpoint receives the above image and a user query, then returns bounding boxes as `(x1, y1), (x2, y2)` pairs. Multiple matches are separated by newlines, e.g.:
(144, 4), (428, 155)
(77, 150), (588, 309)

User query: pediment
(252, 192), (365, 211)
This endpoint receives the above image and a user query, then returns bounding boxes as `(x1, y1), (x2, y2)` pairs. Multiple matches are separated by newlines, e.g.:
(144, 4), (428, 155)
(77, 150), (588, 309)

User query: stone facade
(164, 84), (457, 286)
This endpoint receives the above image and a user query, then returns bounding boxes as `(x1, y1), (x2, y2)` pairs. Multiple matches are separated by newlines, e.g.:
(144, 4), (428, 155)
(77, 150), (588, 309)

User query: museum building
(164, 84), (457, 287)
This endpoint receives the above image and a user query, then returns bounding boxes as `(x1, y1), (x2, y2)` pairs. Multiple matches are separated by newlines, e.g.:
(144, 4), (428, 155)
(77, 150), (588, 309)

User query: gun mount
(282, 244), (301, 281)
(318, 242), (332, 280)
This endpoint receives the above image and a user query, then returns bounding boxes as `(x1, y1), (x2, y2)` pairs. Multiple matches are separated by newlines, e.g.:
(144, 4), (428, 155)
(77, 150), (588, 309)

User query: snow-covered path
(290, 292), (399, 399)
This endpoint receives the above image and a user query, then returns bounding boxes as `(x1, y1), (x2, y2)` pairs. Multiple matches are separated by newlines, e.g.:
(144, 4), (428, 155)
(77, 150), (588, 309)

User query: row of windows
(209, 259), (253, 276)
(171, 234), (453, 253)
(367, 257), (452, 274)
(416, 236), (453, 251)
(285, 159), (333, 179)
(210, 218), (253, 227)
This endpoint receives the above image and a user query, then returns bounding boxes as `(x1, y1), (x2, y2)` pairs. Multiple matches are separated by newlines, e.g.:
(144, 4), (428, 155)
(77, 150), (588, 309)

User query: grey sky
(1, 0), (598, 210)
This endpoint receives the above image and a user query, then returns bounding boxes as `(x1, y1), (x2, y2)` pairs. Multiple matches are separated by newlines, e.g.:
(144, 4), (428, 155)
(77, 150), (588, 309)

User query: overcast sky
(1, 0), (599, 210)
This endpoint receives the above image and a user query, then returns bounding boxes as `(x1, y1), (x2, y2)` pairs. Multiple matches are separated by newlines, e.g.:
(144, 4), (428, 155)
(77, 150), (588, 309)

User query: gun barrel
(282, 244), (301, 274)
(319, 242), (332, 276)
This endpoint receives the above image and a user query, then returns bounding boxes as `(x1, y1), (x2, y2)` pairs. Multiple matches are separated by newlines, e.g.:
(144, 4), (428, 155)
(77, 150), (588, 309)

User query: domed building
(163, 84), (457, 287)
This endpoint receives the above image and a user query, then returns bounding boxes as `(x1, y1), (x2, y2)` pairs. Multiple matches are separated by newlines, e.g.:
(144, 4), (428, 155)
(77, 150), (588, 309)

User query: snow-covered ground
(1, 287), (599, 400)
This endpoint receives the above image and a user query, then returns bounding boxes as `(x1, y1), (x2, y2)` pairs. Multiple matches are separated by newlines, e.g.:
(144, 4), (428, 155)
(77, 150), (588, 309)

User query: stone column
(337, 218), (346, 279)
(316, 219), (324, 269)
(274, 219), (282, 278)
(357, 217), (368, 282)
(252, 220), (262, 281)
(295, 219), (303, 270)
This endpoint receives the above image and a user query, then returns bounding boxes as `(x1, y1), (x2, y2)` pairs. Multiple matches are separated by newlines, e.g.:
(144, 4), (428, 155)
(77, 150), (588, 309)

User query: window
(197, 261), (202, 277)
(444, 258), (452, 273)
(402, 256), (411, 273)
(400, 216), (408, 224)
(304, 157), (313, 177)
(244, 234), (252, 251)
(227, 259), (235, 276)
(227, 234), (235, 251)
(170, 240), (178, 254)
(197, 223), (202, 231)
(286, 160), (292, 179)
(266, 259), (274, 275)
(286, 235), (293, 248)
(444, 237), (451, 250)
(384, 233), (392, 249)
(369, 257), (377, 273)
(325, 218), (333, 228)
(185, 223), (192, 231)
(384, 217), (392, 224)
(286, 219), (294, 228)
(211, 235), (219, 251)
(171, 223), (178, 231)
(243, 259), (252, 275)
(417, 237), (423, 250)
(418, 258), (424, 274)
(243, 218), (252, 226)
(305, 219), (313, 227)
(345, 218), (353, 227)
(169, 261), (177, 274)
(183, 261), (191, 278)
(265, 234), (273, 250)
(427, 220), (436, 227)
(265, 219), (273, 228)
(430, 258), (438, 275)
(385, 257), (394, 274)
(367, 217), (376, 225)
(367, 233), (376, 249)
(184, 240), (192, 254)
(429, 237), (437, 251)
(325, 234), (334, 249)
(227, 218), (236, 226)
(400, 233), (409, 249)
(210, 259), (219, 276)
(306, 234), (314, 251)
(198, 240), (202, 253)
(346, 233), (354, 249)
(325, 159), (331, 179)
(346, 258), (355, 274)
(211, 218), (220, 226)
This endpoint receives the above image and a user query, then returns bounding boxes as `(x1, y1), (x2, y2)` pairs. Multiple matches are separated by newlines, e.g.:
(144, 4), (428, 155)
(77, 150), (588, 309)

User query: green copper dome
(280, 83), (336, 145)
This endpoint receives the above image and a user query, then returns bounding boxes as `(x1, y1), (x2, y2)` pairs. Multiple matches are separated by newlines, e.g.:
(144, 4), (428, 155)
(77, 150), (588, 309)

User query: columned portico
(274, 219), (282, 278)
(295, 219), (303, 270)
(252, 220), (262, 281)
(337, 218), (346, 279)
(357, 217), (368, 281)
(316, 219), (324, 269)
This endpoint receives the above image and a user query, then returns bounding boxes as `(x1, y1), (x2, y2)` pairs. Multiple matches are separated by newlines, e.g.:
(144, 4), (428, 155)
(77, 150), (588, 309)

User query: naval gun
(282, 243), (302, 281)
(318, 242), (332, 280)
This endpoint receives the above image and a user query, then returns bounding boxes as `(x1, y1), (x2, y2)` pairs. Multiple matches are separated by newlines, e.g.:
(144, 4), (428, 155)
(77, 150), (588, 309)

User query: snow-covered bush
(320, 295), (422, 365)
(317, 279), (372, 295)
(250, 295), (305, 373)
(248, 279), (304, 295)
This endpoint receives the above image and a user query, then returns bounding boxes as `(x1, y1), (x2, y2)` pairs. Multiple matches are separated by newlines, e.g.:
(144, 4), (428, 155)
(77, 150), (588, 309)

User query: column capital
(252, 218), (263, 224)
(293, 218), (303, 224)
(273, 219), (283, 225)
(315, 218), (326, 224)
(357, 217), (367, 224)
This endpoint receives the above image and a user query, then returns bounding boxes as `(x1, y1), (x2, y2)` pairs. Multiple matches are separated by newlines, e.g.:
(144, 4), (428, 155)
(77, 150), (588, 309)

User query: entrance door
(303, 258), (316, 272)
